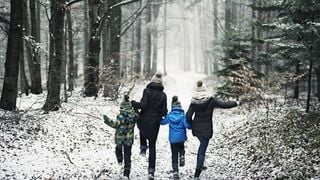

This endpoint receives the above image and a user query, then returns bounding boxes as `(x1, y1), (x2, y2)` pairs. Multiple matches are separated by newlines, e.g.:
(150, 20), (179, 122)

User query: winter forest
(0, 0), (320, 179)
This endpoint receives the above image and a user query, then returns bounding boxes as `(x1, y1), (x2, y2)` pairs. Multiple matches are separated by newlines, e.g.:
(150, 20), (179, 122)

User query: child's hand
(236, 101), (242, 106)
(103, 115), (110, 124)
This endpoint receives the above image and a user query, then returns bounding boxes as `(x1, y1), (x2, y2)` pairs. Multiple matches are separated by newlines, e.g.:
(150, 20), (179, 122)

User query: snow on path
(1, 71), (246, 180)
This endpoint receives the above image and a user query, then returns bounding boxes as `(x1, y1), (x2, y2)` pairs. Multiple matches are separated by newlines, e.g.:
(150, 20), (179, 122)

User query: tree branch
(120, 1), (149, 36)
(95, 0), (142, 37)
(67, 0), (84, 7)
(110, 0), (141, 9)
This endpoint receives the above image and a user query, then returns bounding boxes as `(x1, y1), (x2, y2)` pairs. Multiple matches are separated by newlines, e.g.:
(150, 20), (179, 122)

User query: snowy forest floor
(1, 71), (320, 180)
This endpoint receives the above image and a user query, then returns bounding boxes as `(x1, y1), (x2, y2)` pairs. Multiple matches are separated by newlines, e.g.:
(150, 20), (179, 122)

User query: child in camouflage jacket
(103, 95), (138, 179)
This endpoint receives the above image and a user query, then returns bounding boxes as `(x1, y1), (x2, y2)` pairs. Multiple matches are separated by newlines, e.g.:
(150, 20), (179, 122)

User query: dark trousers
(140, 131), (148, 150)
(115, 145), (132, 176)
(148, 139), (156, 173)
(196, 137), (210, 168)
(140, 131), (156, 174)
(170, 142), (185, 172)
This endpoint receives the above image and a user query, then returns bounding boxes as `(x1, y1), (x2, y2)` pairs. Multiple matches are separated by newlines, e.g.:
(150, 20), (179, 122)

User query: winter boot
(124, 168), (130, 179)
(194, 167), (202, 178)
(140, 146), (147, 156)
(179, 155), (185, 167)
(173, 171), (179, 180)
(148, 168), (155, 180)
(148, 173), (154, 180)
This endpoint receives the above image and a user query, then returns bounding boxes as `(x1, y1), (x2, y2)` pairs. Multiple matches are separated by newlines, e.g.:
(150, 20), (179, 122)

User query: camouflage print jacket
(103, 101), (138, 146)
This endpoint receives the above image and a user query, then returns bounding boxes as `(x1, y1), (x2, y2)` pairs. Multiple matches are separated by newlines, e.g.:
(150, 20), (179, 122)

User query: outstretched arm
(103, 115), (119, 128)
(213, 98), (238, 109)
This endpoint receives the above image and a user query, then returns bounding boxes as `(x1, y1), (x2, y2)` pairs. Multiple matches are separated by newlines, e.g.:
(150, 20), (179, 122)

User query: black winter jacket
(186, 97), (237, 139)
(132, 82), (168, 141)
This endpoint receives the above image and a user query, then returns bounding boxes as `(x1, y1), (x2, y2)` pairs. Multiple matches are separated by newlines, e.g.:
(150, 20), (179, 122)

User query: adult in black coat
(186, 80), (239, 179)
(132, 73), (168, 179)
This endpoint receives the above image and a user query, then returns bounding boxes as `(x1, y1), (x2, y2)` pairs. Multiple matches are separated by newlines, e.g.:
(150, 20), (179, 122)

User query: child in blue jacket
(161, 96), (191, 180)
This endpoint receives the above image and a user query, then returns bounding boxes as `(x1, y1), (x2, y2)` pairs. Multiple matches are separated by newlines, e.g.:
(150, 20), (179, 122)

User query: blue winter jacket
(161, 106), (191, 143)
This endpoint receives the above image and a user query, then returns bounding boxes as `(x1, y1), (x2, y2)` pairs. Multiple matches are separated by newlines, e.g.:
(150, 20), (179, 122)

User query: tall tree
(143, 1), (152, 77)
(84, 0), (101, 97)
(134, 2), (142, 75)
(67, 8), (75, 91)
(0, 0), (23, 111)
(43, 0), (66, 111)
(151, 1), (161, 74)
(29, 0), (42, 94)
(163, 0), (167, 75)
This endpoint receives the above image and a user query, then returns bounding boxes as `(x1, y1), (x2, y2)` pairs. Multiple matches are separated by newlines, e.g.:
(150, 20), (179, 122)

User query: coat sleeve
(183, 115), (191, 129)
(212, 98), (237, 109)
(160, 114), (169, 125)
(186, 104), (194, 125)
(139, 89), (149, 111)
(103, 115), (119, 128)
(160, 93), (168, 117)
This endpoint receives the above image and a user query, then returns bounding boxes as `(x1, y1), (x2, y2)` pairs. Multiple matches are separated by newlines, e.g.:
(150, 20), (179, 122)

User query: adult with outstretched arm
(186, 80), (240, 179)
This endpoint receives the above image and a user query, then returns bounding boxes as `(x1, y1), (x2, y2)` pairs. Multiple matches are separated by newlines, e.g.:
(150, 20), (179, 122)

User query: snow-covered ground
(0, 71), (251, 179)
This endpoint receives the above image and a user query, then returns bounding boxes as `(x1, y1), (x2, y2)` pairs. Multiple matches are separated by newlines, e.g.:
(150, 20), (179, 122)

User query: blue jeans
(196, 137), (210, 167)
(170, 142), (185, 171)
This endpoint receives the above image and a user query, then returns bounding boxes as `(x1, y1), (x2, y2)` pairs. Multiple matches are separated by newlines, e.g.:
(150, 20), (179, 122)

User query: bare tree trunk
(294, 60), (300, 99)
(317, 66), (320, 102)
(306, 57), (313, 113)
(84, 0), (89, 77)
(152, 1), (160, 74)
(67, 10), (74, 91)
(163, 0), (167, 75)
(0, 0), (23, 111)
(251, 0), (257, 65)
(213, 0), (219, 73)
(105, 0), (122, 98)
(134, 8), (142, 75)
(143, 3), (152, 77)
(30, 0), (42, 94)
(20, 37), (30, 96)
(84, 0), (100, 97)
(43, 0), (66, 111)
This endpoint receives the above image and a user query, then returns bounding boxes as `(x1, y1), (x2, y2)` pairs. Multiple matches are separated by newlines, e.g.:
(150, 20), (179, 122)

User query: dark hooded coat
(132, 82), (168, 142)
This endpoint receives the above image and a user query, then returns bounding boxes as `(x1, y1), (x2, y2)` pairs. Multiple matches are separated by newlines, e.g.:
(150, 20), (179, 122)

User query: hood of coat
(147, 82), (164, 91)
(191, 85), (211, 104)
(119, 100), (136, 123)
(168, 107), (185, 124)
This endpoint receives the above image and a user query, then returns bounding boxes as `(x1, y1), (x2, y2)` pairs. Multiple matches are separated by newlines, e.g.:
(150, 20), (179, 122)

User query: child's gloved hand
(103, 115), (110, 124)
(131, 100), (138, 108)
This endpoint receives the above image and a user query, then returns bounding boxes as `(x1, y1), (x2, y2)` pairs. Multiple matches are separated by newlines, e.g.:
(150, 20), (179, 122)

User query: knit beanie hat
(191, 80), (211, 104)
(151, 72), (162, 84)
(171, 95), (182, 109)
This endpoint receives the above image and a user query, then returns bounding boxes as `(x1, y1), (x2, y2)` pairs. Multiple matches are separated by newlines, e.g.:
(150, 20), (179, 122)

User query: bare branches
(110, 0), (141, 9)
(95, 0), (142, 37)
(36, 1), (50, 22)
(66, 0), (84, 7)
(120, 2), (149, 36)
